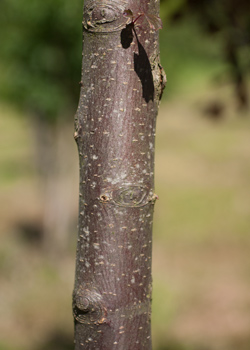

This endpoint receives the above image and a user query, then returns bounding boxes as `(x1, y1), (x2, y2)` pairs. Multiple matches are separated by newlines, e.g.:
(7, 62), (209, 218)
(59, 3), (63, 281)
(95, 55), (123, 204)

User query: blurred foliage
(160, 0), (250, 109)
(0, 0), (249, 118)
(0, 0), (82, 122)
(160, 0), (186, 20)
(159, 17), (226, 98)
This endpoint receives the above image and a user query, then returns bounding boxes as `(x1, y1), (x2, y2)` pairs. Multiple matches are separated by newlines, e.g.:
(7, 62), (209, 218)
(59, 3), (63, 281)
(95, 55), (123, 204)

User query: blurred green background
(0, 0), (250, 349)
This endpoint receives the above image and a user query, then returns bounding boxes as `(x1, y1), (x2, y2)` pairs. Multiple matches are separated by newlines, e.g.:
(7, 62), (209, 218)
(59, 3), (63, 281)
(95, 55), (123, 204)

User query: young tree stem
(73, 1), (165, 349)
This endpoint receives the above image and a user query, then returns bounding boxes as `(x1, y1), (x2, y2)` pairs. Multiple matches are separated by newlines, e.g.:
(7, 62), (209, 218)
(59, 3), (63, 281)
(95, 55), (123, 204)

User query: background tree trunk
(32, 113), (77, 253)
(73, 0), (165, 349)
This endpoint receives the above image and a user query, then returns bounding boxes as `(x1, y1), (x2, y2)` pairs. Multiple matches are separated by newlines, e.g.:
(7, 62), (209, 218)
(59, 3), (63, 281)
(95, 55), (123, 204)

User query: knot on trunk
(83, 0), (127, 33)
(73, 287), (107, 324)
(100, 184), (155, 208)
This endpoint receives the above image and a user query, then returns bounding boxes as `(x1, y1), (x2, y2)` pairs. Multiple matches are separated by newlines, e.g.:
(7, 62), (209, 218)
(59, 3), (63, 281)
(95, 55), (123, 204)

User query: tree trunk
(73, 1), (165, 349)
(225, 42), (249, 111)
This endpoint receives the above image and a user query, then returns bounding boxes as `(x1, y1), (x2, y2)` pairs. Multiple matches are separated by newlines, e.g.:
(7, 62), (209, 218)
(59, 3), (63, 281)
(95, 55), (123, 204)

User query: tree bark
(73, 0), (165, 349)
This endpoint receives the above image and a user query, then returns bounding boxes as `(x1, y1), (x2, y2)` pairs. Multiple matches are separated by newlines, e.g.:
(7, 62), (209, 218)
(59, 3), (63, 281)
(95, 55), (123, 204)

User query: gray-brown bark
(73, 0), (165, 349)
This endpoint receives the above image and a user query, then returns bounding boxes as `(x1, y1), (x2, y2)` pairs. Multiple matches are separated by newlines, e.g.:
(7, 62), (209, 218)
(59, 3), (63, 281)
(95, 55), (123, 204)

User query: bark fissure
(73, 0), (165, 349)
